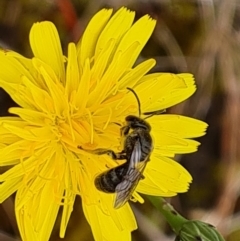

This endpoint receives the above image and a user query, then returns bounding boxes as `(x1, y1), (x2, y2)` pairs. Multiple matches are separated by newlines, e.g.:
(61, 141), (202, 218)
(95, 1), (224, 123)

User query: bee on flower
(0, 7), (207, 241)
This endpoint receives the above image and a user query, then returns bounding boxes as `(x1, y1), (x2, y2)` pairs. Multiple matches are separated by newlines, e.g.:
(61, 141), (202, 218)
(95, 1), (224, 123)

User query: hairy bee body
(95, 163), (128, 193)
(124, 130), (152, 162)
(93, 115), (153, 208)
(95, 123), (153, 195)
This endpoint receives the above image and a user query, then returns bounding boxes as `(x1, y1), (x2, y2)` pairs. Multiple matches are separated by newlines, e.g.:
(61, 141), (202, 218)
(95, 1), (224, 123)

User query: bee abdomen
(94, 164), (128, 193)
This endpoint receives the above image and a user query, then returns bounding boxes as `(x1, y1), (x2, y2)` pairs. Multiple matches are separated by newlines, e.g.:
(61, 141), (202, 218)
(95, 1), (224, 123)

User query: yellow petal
(150, 114), (208, 138)
(77, 8), (113, 66)
(0, 176), (22, 202)
(65, 43), (80, 99)
(16, 180), (63, 241)
(29, 21), (65, 83)
(0, 118), (23, 147)
(60, 190), (76, 238)
(0, 140), (44, 166)
(2, 122), (54, 141)
(114, 14), (156, 69)
(20, 75), (54, 113)
(148, 115), (208, 156)
(0, 50), (35, 84)
(0, 146), (52, 180)
(93, 12), (156, 99)
(83, 201), (136, 241)
(137, 156), (192, 195)
(95, 7), (135, 60)
(59, 150), (81, 238)
(74, 58), (91, 113)
(135, 73), (196, 112)
(0, 51), (36, 108)
(0, 159), (32, 182)
(32, 58), (68, 116)
(117, 59), (156, 91)
(9, 108), (49, 126)
(15, 146), (66, 240)
(2, 50), (37, 77)
(153, 135), (201, 157)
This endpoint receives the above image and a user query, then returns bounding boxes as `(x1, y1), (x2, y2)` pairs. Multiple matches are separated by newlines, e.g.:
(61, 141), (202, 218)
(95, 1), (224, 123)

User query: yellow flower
(0, 7), (207, 241)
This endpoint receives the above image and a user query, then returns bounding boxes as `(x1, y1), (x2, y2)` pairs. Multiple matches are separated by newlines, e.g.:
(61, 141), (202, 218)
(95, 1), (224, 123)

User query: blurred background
(0, 0), (240, 240)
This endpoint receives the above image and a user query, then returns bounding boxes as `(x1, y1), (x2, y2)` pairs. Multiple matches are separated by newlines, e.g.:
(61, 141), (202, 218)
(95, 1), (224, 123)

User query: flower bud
(175, 220), (225, 241)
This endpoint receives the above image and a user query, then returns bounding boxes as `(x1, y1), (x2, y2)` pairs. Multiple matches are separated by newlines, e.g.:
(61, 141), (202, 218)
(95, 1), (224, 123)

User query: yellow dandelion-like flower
(0, 7), (207, 241)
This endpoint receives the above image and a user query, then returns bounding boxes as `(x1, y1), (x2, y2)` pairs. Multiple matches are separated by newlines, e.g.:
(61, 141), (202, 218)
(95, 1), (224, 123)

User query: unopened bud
(175, 220), (225, 241)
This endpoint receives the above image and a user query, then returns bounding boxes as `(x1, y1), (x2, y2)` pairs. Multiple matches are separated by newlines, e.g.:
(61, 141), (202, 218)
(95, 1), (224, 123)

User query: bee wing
(114, 139), (148, 209)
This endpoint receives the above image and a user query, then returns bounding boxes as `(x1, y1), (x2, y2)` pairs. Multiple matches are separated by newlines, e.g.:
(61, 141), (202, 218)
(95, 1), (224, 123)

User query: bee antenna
(127, 87), (141, 117)
(143, 109), (166, 120)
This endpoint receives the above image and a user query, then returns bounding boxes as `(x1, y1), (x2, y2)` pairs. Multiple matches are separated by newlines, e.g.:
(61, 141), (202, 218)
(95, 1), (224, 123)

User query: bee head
(125, 115), (151, 131)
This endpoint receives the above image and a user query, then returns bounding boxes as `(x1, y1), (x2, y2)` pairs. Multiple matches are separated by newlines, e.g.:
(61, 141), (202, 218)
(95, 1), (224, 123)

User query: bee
(79, 88), (164, 208)
(93, 126), (152, 208)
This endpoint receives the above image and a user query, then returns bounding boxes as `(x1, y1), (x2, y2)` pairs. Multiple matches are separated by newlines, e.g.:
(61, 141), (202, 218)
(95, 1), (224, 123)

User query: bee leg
(78, 147), (112, 155)
(78, 146), (106, 154)
(78, 146), (127, 160)
(143, 109), (166, 118)
(140, 174), (145, 180)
